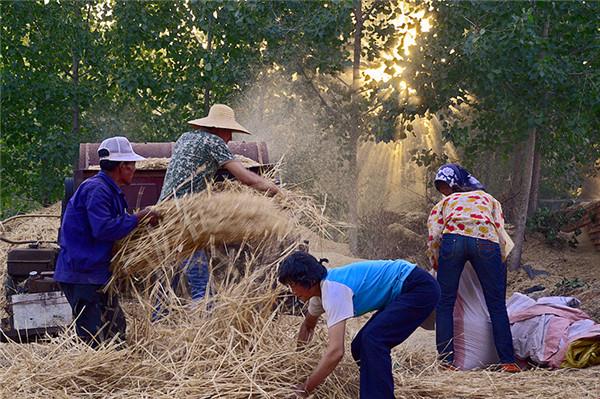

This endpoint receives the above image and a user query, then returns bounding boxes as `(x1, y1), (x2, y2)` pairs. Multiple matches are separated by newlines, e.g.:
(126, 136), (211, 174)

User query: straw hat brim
(187, 117), (251, 135)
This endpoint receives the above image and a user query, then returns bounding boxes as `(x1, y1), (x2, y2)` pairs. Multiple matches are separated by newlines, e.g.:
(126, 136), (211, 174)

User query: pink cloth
(508, 300), (600, 368)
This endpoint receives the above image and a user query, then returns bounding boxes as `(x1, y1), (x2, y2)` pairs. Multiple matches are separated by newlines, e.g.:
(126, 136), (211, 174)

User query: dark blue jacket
(54, 171), (138, 285)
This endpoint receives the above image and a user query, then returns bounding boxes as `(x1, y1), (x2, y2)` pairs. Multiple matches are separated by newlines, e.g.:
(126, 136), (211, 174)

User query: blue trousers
(435, 234), (515, 364)
(350, 267), (440, 399)
(152, 250), (209, 320)
(60, 282), (126, 347)
(181, 250), (210, 300)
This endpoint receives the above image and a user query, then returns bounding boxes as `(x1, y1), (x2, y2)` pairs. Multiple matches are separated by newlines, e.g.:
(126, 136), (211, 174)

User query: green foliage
(554, 277), (587, 296)
(360, 0), (436, 139)
(410, 148), (448, 169)
(1, 0), (352, 218)
(1, 0), (103, 215)
(416, 0), (600, 190)
(97, 0), (353, 142)
(527, 207), (585, 247)
(2, 0), (597, 223)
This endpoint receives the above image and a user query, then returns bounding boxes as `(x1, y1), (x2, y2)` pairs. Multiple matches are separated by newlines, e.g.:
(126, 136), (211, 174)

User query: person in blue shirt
(54, 136), (159, 347)
(278, 251), (440, 399)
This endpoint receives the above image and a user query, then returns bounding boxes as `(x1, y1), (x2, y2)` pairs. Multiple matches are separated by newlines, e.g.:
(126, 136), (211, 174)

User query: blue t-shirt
(308, 260), (416, 327)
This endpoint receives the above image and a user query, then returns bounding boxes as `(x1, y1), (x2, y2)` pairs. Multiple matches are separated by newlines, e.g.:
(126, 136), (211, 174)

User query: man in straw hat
(55, 136), (160, 347)
(157, 104), (279, 306)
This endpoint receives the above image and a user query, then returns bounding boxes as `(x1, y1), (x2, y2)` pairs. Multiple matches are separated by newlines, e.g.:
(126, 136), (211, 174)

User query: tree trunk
(203, 12), (214, 114)
(71, 6), (81, 138)
(503, 145), (525, 223)
(527, 145), (542, 217)
(507, 128), (537, 271)
(526, 14), (550, 216)
(348, 0), (363, 254)
(527, 15), (550, 218)
(507, 13), (549, 267)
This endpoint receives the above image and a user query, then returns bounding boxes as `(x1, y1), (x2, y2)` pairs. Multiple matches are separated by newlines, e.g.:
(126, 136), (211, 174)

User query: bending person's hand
(289, 383), (309, 398)
(297, 313), (319, 349)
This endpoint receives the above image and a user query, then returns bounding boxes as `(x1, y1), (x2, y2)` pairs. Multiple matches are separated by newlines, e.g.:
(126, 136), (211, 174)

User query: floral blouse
(426, 190), (512, 269)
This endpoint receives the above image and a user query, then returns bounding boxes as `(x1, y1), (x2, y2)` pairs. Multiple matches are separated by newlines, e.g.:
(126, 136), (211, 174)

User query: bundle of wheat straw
(212, 178), (339, 240)
(109, 189), (294, 291)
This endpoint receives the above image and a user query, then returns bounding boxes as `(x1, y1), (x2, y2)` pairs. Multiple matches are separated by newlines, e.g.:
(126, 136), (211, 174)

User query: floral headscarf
(434, 163), (485, 192)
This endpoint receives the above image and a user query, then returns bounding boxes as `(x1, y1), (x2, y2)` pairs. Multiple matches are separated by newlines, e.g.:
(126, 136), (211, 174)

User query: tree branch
(298, 66), (350, 123)
(363, 102), (383, 116)
(333, 74), (351, 89)
(363, 0), (383, 22)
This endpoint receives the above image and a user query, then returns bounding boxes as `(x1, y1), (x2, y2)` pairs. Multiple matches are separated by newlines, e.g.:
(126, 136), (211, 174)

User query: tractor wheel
(61, 177), (75, 218)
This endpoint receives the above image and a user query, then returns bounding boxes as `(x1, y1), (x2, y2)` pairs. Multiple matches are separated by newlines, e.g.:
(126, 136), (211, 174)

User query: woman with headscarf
(427, 163), (519, 372)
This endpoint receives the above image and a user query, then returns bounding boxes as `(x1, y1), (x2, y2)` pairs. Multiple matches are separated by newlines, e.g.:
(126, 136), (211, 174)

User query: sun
(363, 4), (433, 86)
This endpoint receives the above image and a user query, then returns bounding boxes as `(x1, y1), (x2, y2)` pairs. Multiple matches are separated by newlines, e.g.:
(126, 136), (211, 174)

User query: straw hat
(187, 104), (251, 135)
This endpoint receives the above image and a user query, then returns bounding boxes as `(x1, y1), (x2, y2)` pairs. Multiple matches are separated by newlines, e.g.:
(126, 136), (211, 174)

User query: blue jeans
(435, 234), (515, 364)
(152, 250), (209, 320)
(351, 267), (440, 398)
(182, 250), (210, 301)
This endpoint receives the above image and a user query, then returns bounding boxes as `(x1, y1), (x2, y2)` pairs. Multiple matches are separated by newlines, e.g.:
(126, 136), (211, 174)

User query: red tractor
(1, 141), (274, 342)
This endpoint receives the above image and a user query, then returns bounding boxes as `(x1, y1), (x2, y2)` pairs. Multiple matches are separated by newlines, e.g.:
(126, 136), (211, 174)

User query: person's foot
(439, 362), (459, 371)
(499, 363), (522, 373)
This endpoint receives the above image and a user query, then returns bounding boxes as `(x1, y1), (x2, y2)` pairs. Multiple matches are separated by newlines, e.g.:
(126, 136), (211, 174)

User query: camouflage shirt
(159, 130), (234, 201)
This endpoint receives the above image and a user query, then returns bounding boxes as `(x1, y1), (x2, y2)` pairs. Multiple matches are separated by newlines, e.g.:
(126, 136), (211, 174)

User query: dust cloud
(233, 71), (456, 218)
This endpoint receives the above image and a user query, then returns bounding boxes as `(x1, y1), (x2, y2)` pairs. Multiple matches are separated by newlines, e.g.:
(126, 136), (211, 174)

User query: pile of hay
(0, 258), (356, 397)
(1, 257), (599, 398)
(109, 189), (295, 293)
(87, 154), (261, 171)
(88, 157), (171, 170)
(1, 192), (599, 398)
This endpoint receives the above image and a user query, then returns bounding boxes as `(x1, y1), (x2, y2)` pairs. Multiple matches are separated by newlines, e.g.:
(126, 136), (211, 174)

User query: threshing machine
(1, 141), (273, 342)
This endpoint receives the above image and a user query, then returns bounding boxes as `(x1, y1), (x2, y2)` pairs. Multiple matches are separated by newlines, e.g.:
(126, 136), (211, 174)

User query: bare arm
(223, 160), (280, 196)
(302, 320), (346, 395)
(297, 312), (320, 348)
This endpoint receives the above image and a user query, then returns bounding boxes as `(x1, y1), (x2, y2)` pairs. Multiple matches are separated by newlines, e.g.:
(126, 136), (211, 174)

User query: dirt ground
(0, 204), (599, 398)
(509, 231), (600, 320)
